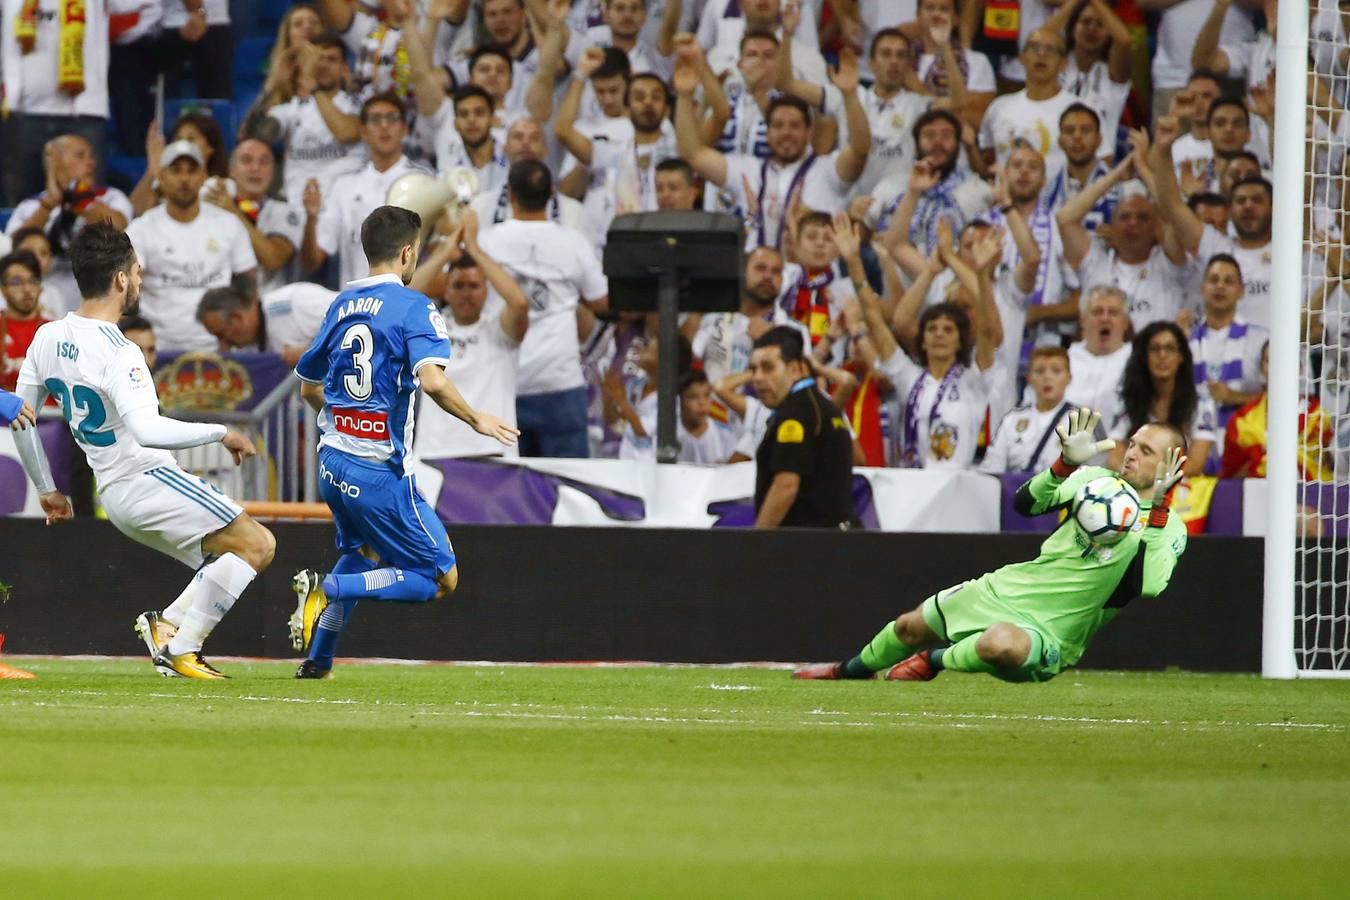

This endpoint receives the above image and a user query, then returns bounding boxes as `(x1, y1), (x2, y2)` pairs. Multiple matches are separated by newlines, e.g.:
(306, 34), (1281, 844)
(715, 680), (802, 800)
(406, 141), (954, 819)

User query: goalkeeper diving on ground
(793, 409), (1189, 683)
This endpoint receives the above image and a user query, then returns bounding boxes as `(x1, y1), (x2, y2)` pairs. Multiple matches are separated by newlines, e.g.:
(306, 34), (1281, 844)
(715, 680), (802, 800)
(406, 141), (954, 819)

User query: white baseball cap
(160, 139), (205, 169)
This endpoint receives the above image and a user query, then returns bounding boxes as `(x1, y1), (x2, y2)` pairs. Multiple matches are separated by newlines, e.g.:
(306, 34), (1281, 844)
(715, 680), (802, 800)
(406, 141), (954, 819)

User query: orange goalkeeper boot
(884, 650), (938, 681)
(792, 662), (859, 680)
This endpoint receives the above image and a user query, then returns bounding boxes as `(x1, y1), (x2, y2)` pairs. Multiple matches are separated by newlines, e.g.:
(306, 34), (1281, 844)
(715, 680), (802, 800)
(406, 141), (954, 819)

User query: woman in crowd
(239, 4), (327, 140)
(1109, 321), (1214, 476)
(130, 114), (231, 215)
(1050, 0), (1134, 148)
(858, 219), (1004, 470)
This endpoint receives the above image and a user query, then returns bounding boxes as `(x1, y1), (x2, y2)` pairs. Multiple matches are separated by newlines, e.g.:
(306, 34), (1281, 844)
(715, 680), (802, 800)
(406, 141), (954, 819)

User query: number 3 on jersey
(44, 378), (116, 446)
(340, 323), (374, 401)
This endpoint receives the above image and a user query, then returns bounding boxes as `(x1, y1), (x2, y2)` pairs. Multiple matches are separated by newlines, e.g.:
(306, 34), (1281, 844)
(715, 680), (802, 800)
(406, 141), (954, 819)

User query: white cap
(160, 139), (205, 170)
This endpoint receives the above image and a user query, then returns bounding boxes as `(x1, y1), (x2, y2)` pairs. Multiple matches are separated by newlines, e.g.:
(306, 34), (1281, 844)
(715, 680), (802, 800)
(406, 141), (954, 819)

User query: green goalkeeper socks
(839, 621), (916, 678)
(935, 633), (998, 675)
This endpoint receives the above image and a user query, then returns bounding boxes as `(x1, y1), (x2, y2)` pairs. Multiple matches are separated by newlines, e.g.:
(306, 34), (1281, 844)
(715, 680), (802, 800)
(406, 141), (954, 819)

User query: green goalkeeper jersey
(977, 465), (1189, 666)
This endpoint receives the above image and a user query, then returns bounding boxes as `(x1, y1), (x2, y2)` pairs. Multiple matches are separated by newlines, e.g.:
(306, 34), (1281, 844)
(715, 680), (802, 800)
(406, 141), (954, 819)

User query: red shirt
(1, 313), (48, 392)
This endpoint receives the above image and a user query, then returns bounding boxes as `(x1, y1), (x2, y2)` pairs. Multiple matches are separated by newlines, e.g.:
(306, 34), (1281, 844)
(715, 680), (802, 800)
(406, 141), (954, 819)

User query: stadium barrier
(0, 518), (1263, 671)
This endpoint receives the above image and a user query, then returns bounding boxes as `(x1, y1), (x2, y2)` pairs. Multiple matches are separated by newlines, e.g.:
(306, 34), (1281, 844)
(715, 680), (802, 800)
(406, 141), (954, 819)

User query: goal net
(1275, 0), (1350, 676)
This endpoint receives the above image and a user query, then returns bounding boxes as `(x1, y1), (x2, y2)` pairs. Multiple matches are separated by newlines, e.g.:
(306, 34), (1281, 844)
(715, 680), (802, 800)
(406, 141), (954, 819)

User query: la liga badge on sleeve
(777, 419), (805, 443)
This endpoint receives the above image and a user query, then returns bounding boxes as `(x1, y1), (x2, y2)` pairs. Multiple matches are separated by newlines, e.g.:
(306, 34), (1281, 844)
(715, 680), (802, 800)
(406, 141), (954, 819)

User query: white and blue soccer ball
(1072, 475), (1141, 545)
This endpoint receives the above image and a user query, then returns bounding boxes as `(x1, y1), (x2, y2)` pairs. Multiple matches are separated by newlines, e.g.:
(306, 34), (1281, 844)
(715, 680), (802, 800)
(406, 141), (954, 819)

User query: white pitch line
(4, 688), (1343, 732)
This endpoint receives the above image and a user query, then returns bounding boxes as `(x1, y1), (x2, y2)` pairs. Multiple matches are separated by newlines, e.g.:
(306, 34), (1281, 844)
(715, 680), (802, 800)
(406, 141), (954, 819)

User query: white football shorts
(101, 465), (244, 568)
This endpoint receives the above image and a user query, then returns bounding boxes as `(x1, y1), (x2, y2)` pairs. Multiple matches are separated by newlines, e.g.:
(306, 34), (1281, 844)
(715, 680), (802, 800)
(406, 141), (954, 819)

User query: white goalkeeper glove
(1147, 446), (1187, 527)
(1053, 408), (1116, 474)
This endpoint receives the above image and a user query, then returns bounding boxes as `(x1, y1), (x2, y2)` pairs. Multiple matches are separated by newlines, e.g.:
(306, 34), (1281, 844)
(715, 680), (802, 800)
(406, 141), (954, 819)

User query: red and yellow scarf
(789, 268), (833, 346)
(14, 0), (86, 96)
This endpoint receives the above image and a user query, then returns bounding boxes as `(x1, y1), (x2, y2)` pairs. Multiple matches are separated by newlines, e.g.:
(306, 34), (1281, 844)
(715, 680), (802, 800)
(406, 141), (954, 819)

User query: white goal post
(1265, 0), (1350, 677)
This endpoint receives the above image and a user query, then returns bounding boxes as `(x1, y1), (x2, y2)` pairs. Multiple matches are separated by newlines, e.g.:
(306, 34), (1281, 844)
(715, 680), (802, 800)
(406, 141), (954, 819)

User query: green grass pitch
(3, 659), (1349, 899)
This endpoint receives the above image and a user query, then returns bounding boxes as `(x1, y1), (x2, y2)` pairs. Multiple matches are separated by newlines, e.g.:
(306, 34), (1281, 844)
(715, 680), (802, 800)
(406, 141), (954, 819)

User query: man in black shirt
(751, 327), (855, 529)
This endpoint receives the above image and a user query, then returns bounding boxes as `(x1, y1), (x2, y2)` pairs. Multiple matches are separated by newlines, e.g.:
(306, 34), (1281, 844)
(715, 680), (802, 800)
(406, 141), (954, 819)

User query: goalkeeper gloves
(1052, 408), (1116, 478)
(1147, 446), (1187, 527)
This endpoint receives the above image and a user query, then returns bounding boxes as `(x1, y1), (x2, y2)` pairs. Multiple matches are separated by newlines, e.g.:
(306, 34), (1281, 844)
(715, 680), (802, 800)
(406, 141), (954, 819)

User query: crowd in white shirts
(2, 0), (1344, 484)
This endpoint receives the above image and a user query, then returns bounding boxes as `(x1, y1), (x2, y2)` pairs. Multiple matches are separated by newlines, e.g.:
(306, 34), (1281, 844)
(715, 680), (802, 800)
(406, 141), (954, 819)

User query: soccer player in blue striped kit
(290, 205), (518, 679)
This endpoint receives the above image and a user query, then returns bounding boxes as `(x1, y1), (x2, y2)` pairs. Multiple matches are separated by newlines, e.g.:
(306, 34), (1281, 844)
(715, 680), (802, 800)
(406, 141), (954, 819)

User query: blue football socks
(307, 554), (376, 669)
(323, 567), (438, 604)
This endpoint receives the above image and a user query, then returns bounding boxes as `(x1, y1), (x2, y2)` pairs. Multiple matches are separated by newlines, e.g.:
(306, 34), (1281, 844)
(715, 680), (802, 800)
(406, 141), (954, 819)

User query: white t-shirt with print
(916, 48), (996, 95)
(725, 151), (856, 250)
(315, 157), (427, 288)
(1153, 0), (1255, 91)
(126, 205), (258, 352)
(922, 263), (1028, 422)
(415, 300), (521, 459)
(857, 0), (917, 81)
(1195, 225), (1272, 330)
(878, 349), (998, 470)
(822, 83), (931, 199)
(471, 184), (592, 237)
(260, 282), (335, 356)
(267, 93), (369, 203)
(978, 89), (1090, 169)
(677, 418), (738, 464)
(692, 307), (811, 385)
(1219, 30), (1274, 92)
(341, 8), (417, 100)
(255, 198), (306, 295)
(618, 375), (658, 461)
(476, 219), (608, 395)
(1066, 341), (1130, 428)
(1076, 239), (1189, 334)
(734, 395), (772, 459)
(583, 122), (682, 246)
(1, 0), (114, 117)
(979, 401), (1073, 474)
(1062, 57), (1130, 146)
(1169, 123), (1273, 189)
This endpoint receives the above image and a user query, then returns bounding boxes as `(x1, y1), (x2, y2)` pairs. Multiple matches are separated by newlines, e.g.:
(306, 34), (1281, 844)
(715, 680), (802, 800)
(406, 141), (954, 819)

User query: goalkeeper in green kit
(793, 409), (1190, 683)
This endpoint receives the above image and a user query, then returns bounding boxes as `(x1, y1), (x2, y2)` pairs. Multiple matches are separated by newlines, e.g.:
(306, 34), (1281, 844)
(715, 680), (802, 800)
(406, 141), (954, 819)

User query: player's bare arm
(418, 362), (520, 445)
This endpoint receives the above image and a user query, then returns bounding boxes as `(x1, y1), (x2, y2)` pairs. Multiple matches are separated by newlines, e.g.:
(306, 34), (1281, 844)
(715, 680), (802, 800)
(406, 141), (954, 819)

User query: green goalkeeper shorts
(920, 580), (1067, 683)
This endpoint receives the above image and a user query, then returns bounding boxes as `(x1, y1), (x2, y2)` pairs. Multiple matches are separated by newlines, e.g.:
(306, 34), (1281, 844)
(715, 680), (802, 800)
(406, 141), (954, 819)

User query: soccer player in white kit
(11, 223), (276, 679)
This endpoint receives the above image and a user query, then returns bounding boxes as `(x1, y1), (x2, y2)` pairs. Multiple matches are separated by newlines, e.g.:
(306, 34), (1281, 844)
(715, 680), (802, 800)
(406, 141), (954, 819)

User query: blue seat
(235, 35), (275, 81)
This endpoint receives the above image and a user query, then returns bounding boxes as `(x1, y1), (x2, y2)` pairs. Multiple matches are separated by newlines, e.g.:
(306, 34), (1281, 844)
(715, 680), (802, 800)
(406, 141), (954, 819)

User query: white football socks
(166, 553), (257, 655)
(160, 576), (201, 628)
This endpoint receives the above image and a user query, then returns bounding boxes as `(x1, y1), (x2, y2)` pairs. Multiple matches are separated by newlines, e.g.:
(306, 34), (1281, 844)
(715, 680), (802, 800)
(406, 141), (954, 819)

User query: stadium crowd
(0, 0), (1344, 484)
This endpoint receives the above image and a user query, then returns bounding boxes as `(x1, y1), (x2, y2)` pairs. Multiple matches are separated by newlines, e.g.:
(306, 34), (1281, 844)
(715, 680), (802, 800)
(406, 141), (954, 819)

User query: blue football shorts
(318, 446), (456, 579)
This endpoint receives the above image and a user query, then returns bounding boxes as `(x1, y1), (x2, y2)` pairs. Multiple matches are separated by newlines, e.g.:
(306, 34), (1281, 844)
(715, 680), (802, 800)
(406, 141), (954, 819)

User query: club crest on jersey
(206, 237), (220, 254)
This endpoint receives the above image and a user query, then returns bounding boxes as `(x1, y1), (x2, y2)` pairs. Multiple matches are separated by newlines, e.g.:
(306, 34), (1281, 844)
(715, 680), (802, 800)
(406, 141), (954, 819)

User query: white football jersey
(16, 314), (174, 489)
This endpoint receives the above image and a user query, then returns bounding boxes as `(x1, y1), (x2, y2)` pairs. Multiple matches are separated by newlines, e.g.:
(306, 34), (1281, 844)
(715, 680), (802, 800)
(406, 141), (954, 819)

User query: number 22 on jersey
(44, 378), (116, 446)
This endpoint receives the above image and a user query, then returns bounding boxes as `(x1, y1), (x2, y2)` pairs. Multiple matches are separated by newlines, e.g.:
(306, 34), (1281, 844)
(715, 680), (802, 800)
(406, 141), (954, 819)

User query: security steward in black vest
(750, 326), (855, 529)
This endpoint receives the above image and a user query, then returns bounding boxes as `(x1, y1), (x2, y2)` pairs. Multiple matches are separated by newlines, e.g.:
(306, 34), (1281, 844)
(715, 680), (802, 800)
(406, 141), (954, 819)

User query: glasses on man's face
(1148, 343), (1181, 357)
(2, 277), (39, 290)
(1023, 40), (1064, 57)
(365, 113), (403, 126)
